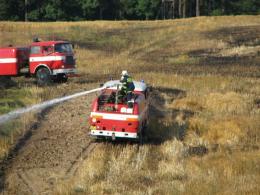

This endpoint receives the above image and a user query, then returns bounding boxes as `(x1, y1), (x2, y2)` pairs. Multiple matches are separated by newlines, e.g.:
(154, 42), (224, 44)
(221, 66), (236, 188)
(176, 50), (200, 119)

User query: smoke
(0, 87), (104, 125)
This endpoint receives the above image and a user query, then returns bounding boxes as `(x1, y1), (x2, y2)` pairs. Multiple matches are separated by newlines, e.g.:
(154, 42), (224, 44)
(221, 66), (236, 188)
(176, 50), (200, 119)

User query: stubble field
(0, 15), (260, 194)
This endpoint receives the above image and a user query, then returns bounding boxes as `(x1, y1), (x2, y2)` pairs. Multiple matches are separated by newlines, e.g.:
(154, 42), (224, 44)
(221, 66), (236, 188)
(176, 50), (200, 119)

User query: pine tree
(136, 0), (160, 20)
(0, 0), (9, 20)
(119, 0), (137, 19)
(80, 0), (99, 19)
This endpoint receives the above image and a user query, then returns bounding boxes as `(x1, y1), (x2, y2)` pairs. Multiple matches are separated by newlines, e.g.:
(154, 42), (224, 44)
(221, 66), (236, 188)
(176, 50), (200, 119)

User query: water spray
(0, 86), (105, 125)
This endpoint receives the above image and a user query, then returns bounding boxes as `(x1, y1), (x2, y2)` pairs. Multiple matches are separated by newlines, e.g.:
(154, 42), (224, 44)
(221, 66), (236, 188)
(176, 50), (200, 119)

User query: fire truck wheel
(36, 67), (52, 86)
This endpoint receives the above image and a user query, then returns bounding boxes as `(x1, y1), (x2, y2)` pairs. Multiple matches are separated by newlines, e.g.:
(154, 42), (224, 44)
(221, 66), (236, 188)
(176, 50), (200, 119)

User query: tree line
(0, 0), (259, 21)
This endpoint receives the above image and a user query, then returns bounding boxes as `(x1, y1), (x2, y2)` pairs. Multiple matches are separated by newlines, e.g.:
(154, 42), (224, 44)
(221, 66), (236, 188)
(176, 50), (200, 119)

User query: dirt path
(0, 84), (189, 195)
(0, 92), (98, 195)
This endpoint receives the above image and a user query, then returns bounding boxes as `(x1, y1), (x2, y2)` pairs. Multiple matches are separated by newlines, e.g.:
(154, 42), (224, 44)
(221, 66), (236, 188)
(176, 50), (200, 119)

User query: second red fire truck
(89, 80), (150, 143)
(0, 39), (77, 85)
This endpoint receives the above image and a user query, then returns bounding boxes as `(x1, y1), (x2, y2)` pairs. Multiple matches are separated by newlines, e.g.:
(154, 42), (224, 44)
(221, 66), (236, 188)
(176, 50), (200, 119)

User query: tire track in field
(1, 90), (98, 194)
(65, 142), (98, 177)
(17, 170), (37, 195)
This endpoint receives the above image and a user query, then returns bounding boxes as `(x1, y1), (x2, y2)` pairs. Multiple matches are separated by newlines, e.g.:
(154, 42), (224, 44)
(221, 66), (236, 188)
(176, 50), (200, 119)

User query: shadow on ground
(0, 77), (17, 89)
(93, 87), (190, 146)
(146, 87), (208, 155)
(145, 87), (190, 144)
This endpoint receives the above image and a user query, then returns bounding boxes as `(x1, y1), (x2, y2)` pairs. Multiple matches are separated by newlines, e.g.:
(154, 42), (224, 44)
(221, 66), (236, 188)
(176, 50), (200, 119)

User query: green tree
(81, 0), (99, 19)
(0, 0), (260, 21)
(228, 0), (259, 15)
(0, 0), (24, 21)
(26, 0), (44, 21)
(0, 0), (9, 20)
(136, 0), (160, 20)
(98, 0), (120, 20)
(62, 0), (83, 21)
(42, 0), (64, 21)
(119, 0), (138, 19)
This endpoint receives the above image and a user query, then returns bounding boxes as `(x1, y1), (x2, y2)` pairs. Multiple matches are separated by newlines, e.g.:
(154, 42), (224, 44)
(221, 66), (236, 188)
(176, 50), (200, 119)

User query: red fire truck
(0, 40), (76, 85)
(89, 80), (150, 143)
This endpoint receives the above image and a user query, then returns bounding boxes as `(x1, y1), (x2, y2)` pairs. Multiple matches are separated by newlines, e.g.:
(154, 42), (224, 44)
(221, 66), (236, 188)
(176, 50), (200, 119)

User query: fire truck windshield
(54, 43), (73, 53)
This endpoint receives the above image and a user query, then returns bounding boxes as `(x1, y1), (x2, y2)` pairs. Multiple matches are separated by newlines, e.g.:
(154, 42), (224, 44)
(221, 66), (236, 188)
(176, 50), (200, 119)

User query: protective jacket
(120, 75), (135, 94)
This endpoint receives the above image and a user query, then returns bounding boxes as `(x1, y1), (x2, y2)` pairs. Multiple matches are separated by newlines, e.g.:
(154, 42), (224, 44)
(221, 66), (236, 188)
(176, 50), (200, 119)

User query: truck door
(29, 46), (54, 74)
(29, 45), (42, 74)
(17, 48), (29, 70)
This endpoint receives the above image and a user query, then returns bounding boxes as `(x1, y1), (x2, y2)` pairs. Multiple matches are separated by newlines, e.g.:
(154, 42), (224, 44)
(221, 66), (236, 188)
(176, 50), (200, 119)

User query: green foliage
(136, 0), (160, 19)
(229, 0), (260, 15)
(0, 0), (24, 21)
(0, 0), (9, 20)
(211, 9), (223, 16)
(0, 0), (259, 21)
(119, 0), (137, 19)
(81, 0), (99, 19)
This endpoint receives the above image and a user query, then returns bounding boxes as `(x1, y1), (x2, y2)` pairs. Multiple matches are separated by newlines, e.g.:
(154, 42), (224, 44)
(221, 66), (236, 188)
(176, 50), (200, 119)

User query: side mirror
(100, 83), (104, 87)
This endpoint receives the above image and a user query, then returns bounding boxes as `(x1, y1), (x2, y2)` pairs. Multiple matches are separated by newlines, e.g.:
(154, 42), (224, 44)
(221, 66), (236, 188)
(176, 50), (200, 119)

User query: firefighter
(119, 70), (135, 104)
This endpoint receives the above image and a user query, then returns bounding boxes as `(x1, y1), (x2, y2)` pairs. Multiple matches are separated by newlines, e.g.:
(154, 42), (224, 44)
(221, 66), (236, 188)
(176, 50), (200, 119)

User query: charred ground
(0, 16), (260, 194)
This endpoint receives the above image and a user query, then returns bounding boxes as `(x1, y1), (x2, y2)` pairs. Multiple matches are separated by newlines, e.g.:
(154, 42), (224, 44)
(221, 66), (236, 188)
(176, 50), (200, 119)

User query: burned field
(0, 16), (260, 194)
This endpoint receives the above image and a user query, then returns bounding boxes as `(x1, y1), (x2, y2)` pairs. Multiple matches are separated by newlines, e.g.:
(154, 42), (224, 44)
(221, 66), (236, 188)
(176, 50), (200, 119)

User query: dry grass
(0, 82), (100, 159)
(0, 15), (260, 194)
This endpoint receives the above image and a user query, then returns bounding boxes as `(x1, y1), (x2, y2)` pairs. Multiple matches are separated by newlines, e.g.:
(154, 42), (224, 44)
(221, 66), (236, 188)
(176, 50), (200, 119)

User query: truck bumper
(90, 129), (138, 139)
(52, 68), (77, 75)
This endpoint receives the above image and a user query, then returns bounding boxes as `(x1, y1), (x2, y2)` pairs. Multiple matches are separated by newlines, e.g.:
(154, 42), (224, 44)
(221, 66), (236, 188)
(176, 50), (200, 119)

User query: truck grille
(65, 56), (75, 65)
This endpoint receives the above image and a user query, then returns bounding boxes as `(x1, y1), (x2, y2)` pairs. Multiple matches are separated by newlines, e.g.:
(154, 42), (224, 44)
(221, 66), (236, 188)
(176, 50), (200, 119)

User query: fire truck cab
(0, 40), (76, 85)
(89, 80), (149, 143)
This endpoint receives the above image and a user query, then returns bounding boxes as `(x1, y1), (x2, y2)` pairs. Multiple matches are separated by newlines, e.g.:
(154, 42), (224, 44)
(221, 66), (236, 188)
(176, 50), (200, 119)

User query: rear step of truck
(19, 67), (29, 74)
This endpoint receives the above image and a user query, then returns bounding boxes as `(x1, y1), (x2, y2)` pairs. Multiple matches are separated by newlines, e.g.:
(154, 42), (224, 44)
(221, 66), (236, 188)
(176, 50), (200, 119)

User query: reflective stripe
(0, 58), (17, 63)
(126, 118), (138, 122)
(127, 77), (133, 82)
(30, 56), (65, 62)
(52, 68), (77, 75)
(90, 130), (138, 139)
(91, 112), (139, 121)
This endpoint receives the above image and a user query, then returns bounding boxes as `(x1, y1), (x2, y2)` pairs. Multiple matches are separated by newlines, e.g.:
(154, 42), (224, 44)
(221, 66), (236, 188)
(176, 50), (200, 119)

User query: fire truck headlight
(61, 65), (65, 68)
(92, 118), (97, 123)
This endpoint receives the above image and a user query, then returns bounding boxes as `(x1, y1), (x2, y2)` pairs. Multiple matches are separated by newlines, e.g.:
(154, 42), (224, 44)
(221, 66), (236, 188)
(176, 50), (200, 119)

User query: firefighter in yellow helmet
(119, 70), (135, 104)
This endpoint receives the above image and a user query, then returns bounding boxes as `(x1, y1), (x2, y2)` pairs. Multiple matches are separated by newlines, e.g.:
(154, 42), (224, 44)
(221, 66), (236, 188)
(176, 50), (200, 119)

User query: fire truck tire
(36, 67), (52, 86)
